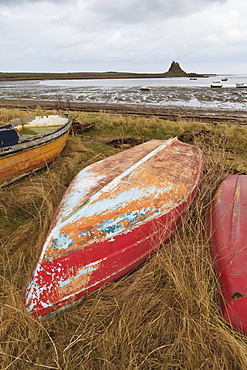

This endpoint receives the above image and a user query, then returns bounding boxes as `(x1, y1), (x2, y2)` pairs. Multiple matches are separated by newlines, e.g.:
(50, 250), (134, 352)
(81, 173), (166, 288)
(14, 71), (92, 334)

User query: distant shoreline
(0, 98), (246, 126)
(0, 71), (212, 82)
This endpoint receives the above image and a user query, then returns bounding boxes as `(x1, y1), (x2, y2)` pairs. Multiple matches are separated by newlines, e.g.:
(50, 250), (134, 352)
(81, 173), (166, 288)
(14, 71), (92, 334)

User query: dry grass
(1, 109), (247, 369)
(0, 107), (65, 124)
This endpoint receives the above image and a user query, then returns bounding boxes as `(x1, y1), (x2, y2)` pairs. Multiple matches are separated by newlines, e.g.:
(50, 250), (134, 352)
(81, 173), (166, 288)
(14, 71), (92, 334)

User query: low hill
(0, 61), (207, 81)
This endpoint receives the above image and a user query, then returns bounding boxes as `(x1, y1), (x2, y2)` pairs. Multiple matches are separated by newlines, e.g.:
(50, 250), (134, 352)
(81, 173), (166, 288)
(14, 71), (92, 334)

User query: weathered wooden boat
(0, 114), (72, 187)
(24, 138), (204, 318)
(208, 175), (247, 334)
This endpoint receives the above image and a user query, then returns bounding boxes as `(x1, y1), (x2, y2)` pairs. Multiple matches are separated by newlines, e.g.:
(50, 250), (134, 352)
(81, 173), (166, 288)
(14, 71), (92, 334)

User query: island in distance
(0, 61), (211, 81)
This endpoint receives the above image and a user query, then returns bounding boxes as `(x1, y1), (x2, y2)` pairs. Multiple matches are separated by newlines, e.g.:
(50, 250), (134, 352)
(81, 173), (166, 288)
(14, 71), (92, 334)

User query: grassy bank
(1, 107), (247, 369)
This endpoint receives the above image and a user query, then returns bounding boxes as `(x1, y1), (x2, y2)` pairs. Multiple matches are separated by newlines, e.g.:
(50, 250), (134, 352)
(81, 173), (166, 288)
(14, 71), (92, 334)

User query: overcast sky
(0, 0), (246, 74)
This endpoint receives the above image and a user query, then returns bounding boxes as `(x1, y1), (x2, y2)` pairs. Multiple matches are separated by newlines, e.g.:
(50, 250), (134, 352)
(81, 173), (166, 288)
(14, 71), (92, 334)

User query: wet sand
(0, 98), (247, 126)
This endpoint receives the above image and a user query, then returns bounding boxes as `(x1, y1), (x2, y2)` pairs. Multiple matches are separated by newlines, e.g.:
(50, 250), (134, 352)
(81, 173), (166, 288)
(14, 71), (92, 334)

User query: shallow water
(19, 126), (55, 139)
(1, 74), (247, 111)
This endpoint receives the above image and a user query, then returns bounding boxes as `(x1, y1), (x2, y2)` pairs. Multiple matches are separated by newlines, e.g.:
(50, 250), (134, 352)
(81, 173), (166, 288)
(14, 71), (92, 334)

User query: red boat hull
(24, 138), (203, 318)
(208, 175), (247, 333)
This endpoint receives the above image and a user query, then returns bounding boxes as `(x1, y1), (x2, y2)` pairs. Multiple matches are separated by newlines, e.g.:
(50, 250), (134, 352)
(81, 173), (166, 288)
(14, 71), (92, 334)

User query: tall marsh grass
(1, 108), (247, 369)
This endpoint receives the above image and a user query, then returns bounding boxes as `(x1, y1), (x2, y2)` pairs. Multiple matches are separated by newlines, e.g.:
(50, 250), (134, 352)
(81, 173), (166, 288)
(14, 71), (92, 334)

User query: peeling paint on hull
(24, 138), (204, 318)
(208, 175), (247, 334)
(0, 114), (72, 187)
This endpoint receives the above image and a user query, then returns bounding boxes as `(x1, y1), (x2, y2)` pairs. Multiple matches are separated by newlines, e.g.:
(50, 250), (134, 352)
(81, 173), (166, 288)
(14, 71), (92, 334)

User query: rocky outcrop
(163, 61), (206, 78)
(167, 61), (187, 76)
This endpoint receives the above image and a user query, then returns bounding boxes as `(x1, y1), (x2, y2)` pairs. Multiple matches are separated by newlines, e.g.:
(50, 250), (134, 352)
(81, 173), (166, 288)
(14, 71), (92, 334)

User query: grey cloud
(91, 0), (228, 24)
(0, 0), (70, 5)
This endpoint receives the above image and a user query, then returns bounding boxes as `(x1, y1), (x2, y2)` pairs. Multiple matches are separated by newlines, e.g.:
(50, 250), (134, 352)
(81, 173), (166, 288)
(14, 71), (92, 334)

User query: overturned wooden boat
(0, 114), (72, 187)
(208, 175), (247, 334)
(24, 138), (204, 318)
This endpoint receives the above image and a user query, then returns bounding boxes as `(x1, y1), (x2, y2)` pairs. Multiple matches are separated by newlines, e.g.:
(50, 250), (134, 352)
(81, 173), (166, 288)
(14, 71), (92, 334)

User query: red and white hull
(24, 138), (203, 318)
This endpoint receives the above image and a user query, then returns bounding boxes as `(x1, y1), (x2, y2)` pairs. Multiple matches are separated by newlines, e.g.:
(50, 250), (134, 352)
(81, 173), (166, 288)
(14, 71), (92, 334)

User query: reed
(1, 108), (247, 369)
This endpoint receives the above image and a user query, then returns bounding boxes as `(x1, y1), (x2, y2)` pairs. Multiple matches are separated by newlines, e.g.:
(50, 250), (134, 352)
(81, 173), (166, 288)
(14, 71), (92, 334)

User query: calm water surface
(1, 75), (247, 111)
